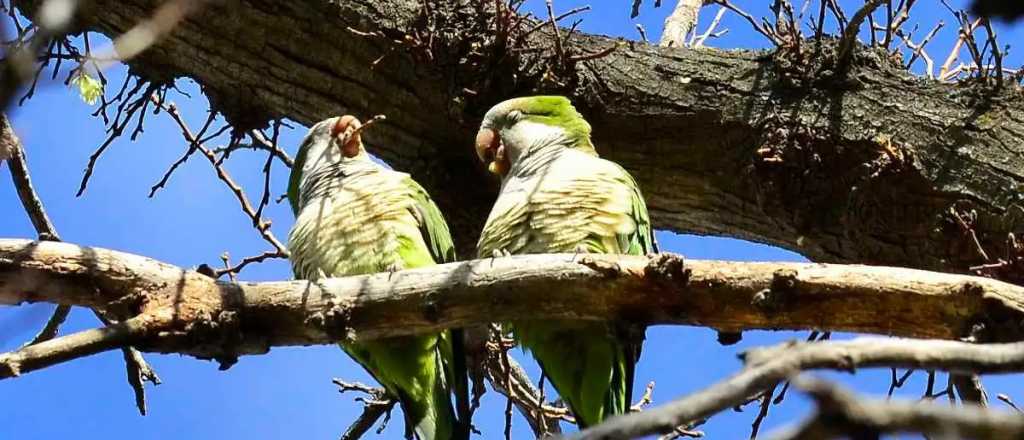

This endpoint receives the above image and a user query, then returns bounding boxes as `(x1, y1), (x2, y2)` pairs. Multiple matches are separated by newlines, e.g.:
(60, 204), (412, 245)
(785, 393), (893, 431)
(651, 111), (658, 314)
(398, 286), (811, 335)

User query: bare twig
(571, 338), (1024, 440)
(693, 6), (728, 47)
(0, 317), (150, 379)
(21, 305), (71, 346)
(939, 15), (982, 79)
(1, 0), (79, 110)
(149, 97), (290, 276)
(333, 379), (397, 440)
(768, 377), (1024, 440)
(148, 109), (218, 197)
(997, 394), (1022, 413)
(748, 386), (777, 439)
(2, 114), (59, 239)
(836, 0), (885, 74)
(247, 129), (294, 168)
(887, 368), (915, 397)
(899, 21), (943, 78)
(545, 0), (565, 62)
(980, 18), (1002, 85)
(636, 24), (649, 43)
(710, 0), (778, 45)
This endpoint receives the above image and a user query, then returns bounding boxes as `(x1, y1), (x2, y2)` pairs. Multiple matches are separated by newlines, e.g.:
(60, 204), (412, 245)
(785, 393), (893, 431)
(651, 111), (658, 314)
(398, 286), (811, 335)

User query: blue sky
(2, 1), (1022, 439)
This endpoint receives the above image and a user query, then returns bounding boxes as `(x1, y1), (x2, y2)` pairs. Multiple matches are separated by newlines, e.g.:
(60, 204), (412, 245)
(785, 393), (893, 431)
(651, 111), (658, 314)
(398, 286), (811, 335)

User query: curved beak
(332, 115), (362, 157)
(475, 128), (497, 163)
(475, 127), (509, 176)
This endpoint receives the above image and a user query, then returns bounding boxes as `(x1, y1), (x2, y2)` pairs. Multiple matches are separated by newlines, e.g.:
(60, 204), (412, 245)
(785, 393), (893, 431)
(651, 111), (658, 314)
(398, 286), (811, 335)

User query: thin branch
(769, 377), (1024, 440)
(2, 114), (59, 239)
(21, 305), (71, 346)
(693, 7), (728, 47)
(571, 338), (1024, 440)
(710, 0), (778, 45)
(333, 379), (397, 440)
(939, 15), (982, 79)
(247, 128), (294, 168)
(836, 0), (885, 74)
(150, 98), (289, 266)
(0, 317), (150, 379)
(545, 0), (565, 62)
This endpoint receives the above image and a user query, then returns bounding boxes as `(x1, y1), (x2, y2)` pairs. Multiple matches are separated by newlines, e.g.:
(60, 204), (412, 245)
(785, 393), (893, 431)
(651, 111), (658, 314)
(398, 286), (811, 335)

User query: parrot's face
(286, 115), (368, 213)
(475, 96), (593, 177)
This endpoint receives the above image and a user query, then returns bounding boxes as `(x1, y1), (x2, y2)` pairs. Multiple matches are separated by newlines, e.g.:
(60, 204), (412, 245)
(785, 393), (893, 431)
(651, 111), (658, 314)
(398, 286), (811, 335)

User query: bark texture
(4, 239), (1024, 367)
(14, 1), (1024, 270)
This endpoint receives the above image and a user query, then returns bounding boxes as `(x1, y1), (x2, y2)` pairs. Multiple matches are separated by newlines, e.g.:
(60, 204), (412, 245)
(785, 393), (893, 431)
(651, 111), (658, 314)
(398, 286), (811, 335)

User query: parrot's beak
(332, 116), (362, 157)
(475, 128), (509, 176)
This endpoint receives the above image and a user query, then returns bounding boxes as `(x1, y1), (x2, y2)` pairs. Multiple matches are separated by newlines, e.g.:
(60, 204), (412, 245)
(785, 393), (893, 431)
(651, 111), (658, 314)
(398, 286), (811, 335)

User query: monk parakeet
(288, 116), (466, 440)
(474, 96), (656, 428)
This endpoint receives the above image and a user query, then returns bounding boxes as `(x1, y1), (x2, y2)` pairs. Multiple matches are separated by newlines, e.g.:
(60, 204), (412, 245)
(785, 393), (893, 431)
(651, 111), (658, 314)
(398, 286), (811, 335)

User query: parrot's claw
(490, 248), (512, 267)
(570, 244), (590, 262)
(384, 263), (402, 280)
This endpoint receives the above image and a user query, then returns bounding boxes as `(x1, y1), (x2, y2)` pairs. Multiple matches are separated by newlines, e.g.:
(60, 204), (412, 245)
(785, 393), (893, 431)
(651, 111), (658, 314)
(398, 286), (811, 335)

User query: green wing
(618, 167), (658, 256)
(405, 176), (457, 264)
(405, 175), (470, 439)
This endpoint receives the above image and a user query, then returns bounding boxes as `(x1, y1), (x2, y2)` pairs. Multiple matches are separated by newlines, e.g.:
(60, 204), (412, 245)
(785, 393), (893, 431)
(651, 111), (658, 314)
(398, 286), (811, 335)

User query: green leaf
(70, 72), (103, 105)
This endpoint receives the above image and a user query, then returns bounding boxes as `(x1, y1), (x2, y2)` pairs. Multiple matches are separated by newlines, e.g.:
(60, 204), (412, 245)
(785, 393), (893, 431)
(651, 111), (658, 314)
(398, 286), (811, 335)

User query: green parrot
(287, 115), (466, 440)
(474, 96), (656, 428)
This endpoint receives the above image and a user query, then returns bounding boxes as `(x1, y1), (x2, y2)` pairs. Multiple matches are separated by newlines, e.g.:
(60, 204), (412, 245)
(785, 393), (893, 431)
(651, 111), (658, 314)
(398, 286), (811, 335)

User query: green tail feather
(515, 322), (635, 428)
(343, 335), (456, 440)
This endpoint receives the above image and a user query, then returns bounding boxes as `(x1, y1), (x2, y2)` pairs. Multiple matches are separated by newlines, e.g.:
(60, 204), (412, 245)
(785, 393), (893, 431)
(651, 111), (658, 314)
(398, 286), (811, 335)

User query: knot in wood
(307, 299), (352, 340)
(753, 269), (799, 312)
(578, 255), (623, 278)
(958, 281), (985, 297)
(643, 253), (690, 286)
(716, 330), (743, 346)
(182, 310), (243, 370)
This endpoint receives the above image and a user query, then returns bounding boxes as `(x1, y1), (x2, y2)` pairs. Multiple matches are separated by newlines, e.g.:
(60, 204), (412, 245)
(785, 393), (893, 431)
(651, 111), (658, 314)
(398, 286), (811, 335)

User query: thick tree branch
(572, 338), (1024, 440)
(13, 1), (1022, 270)
(770, 377), (1024, 440)
(3, 239), (1024, 367)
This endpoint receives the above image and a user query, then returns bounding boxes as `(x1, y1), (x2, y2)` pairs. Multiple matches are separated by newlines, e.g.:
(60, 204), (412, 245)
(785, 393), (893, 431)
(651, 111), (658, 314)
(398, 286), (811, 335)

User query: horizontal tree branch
(3, 238), (1024, 367)
(571, 338), (1024, 440)
(770, 377), (1024, 440)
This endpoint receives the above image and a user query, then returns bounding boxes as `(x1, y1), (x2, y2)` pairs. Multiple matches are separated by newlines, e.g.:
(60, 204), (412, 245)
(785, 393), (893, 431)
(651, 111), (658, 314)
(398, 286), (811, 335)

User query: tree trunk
(15, 0), (1024, 271)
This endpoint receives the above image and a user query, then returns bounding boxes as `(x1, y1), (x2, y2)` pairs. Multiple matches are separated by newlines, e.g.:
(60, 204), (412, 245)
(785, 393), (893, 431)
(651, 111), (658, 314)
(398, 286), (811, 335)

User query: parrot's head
(286, 115), (368, 214)
(476, 95), (594, 177)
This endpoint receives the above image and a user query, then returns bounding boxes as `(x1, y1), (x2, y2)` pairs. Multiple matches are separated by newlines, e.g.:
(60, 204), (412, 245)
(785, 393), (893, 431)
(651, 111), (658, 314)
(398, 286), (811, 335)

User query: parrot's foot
(577, 255), (623, 277)
(569, 244), (591, 262)
(384, 263), (402, 280)
(490, 248), (512, 267)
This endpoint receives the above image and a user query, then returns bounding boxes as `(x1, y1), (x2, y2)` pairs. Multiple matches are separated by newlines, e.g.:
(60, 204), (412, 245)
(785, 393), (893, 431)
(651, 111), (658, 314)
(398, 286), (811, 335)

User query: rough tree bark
(14, 0), (1024, 271)
(4, 239), (1024, 373)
